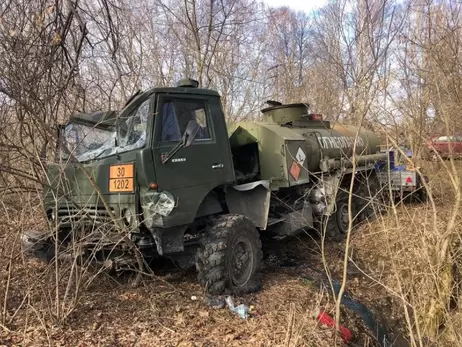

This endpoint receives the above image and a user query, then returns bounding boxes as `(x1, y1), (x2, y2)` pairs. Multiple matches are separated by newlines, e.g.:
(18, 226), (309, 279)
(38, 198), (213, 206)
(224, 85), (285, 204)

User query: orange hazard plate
(289, 161), (301, 181)
(109, 163), (134, 193)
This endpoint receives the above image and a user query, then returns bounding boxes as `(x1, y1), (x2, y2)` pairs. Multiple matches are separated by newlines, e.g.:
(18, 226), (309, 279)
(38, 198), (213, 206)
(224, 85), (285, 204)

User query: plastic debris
(315, 309), (352, 344)
(204, 295), (225, 309)
(301, 268), (392, 347)
(225, 296), (252, 319)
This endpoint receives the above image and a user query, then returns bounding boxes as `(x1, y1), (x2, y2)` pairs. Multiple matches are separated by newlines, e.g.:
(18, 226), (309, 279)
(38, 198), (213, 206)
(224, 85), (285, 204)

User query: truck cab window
(161, 102), (181, 142)
(160, 100), (211, 143)
(61, 122), (114, 161)
(118, 98), (150, 150)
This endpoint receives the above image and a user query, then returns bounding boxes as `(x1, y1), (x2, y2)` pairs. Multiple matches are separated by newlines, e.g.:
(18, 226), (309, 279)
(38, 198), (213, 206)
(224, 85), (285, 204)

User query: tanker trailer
(228, 101), (388, 239)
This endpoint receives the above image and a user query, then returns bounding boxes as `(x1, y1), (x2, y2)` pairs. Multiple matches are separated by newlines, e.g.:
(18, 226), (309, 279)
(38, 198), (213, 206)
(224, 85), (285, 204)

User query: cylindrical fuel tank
(298, 123), (382, 172)
(258, 103), (382, 174)
(229, 103), (384, 188)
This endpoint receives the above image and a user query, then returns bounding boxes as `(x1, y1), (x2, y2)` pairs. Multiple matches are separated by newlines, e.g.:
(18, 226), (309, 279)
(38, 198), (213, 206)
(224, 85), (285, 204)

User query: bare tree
(312, 0), (400, 127)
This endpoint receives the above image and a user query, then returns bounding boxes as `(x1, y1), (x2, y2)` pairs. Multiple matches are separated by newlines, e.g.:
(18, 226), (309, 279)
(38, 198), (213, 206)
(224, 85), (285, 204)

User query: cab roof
(135, 79), (220, 100)
(139, 86), (220, 99)
(68, 110), (118, 129)
(65, 79), (219, 127)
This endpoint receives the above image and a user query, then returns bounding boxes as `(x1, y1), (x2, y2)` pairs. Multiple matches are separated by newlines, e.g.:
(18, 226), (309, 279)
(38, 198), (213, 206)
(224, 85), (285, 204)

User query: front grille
(56, 205), (116, 226)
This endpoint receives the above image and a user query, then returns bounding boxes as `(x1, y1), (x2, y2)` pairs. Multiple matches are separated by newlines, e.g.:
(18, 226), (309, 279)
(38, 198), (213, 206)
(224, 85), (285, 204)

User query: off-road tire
(355, 173), (383, 223)
(196, 214), (263, 296)
(417, 186), (428, 203)
(323, 190), (357, 242)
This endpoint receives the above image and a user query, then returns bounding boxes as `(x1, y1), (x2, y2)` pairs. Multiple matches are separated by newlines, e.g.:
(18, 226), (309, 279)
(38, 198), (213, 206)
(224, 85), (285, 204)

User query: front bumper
(44, 200), (139, 230)
(20, 228), (136, 270)
(20, 230), (56, 263)
(21, 230), (50, 252)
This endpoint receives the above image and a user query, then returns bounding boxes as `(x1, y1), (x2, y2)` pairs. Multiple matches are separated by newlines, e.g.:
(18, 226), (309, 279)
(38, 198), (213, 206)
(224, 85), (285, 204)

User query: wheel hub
(338, 203), (350, 233)
(230, 236), (253, 287)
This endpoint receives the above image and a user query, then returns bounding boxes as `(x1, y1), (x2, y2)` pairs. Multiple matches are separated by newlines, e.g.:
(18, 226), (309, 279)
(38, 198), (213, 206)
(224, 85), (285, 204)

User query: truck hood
(43, 160), (133, 207)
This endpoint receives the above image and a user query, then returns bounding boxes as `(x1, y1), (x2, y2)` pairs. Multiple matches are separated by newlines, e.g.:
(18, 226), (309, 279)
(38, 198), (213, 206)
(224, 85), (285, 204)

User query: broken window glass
(60, 123), (114, 161)
(117, 98), (151, 153)
(160, 100), (211, 143)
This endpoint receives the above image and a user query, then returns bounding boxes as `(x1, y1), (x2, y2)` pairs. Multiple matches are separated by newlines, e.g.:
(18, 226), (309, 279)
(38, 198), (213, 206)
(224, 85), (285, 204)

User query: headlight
(141, 191), (176, 228)
(152, 191), (175, 216)
(46, 208), (56, 221)
(122, 208), (133, 226)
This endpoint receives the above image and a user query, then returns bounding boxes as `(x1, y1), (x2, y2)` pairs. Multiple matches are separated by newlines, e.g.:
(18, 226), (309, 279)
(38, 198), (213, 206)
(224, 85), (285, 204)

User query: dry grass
(348, 159), (462, 346)
(1, 160), (462, 346)
(0, 242), (340, 347)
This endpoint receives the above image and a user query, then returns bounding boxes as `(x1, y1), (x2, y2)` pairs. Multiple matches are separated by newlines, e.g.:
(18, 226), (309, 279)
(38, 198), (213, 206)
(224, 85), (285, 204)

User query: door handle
(212, 163), (224, 169)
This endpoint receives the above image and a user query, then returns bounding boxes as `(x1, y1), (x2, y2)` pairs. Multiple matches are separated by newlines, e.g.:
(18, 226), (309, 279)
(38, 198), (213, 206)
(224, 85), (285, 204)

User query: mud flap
(271, 207), (314, 237)
(225, 180), (271, 230)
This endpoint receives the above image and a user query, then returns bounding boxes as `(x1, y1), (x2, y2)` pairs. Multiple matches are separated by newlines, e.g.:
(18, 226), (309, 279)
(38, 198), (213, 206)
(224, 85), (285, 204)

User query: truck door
(151, 94), (235, 225)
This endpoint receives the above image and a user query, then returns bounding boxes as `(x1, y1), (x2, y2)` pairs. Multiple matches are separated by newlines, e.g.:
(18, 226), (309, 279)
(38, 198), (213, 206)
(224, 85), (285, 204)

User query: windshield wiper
(161, 120), (201, 164)
(161, 139), (185, 164)
(91, 148), (110, 161)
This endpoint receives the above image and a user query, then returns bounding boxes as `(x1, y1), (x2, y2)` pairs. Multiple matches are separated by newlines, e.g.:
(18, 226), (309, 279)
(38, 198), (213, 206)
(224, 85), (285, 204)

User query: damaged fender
(225, 180), (271, 230)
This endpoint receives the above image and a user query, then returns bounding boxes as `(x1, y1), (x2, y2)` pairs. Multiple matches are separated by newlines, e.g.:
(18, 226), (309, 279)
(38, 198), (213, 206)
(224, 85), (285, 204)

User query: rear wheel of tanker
(196, 214), (263, 296)
(324, 190), (356, 241)
(417, 185), (428, 203)
(412, 175), (429, 203)
(355, 173), (383, 223)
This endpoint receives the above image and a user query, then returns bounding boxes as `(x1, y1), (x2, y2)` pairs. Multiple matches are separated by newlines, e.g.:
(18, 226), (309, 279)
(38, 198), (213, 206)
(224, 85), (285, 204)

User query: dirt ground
(0, 212), (421, 347)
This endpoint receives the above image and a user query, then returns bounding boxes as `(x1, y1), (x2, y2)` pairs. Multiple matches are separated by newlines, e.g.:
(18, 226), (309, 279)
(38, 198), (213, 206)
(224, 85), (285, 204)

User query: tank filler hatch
(261, 102), (309, 124)
(260, 101), (327, 127)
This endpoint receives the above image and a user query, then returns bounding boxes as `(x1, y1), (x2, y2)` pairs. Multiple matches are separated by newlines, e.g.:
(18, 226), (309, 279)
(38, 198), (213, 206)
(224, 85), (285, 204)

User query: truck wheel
(356, 174), (382, 222)
(196, 214), (263, 296)
(417, 186), (428, 202)
(324, 190), (356, 241)
(413, 177), (429, 203)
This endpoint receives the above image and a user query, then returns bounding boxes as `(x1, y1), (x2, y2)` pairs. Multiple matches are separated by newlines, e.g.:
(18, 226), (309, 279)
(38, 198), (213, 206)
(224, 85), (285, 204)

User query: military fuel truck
(22, 79), (426, 295)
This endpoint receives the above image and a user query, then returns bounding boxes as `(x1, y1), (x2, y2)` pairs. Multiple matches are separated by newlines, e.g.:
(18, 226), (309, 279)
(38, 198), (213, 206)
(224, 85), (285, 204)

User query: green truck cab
(22, 79), (423, 296)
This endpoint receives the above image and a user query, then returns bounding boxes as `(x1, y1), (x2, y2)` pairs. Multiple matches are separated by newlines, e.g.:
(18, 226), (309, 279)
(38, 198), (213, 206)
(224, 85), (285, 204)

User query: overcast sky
(262, 0), (328, 12)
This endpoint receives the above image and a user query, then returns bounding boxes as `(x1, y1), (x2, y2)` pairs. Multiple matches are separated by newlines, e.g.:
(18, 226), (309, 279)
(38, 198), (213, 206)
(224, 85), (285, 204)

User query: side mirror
(182, 120), (200, 147)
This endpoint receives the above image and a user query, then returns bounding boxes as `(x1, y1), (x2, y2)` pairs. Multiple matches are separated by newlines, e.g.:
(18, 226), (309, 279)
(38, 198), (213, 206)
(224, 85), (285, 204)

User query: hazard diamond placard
(290, 161), (301, 181)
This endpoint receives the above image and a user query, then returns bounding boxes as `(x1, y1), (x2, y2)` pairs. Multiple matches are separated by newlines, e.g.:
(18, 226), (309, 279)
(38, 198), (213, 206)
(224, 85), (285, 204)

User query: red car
(425, 135), (462, 161)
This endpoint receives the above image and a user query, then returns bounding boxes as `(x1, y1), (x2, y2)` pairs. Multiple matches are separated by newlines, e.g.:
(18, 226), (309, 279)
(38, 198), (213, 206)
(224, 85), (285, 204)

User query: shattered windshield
(60, 123), (115, 162)
(116, 98), (150, 153)
(59, 98), (150, 162)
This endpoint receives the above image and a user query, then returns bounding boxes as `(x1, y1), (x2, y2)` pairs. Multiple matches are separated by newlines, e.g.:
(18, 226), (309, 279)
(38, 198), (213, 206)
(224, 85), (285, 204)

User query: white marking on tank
(318, 136), (365, 149)
(172, 158), (186, 162)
